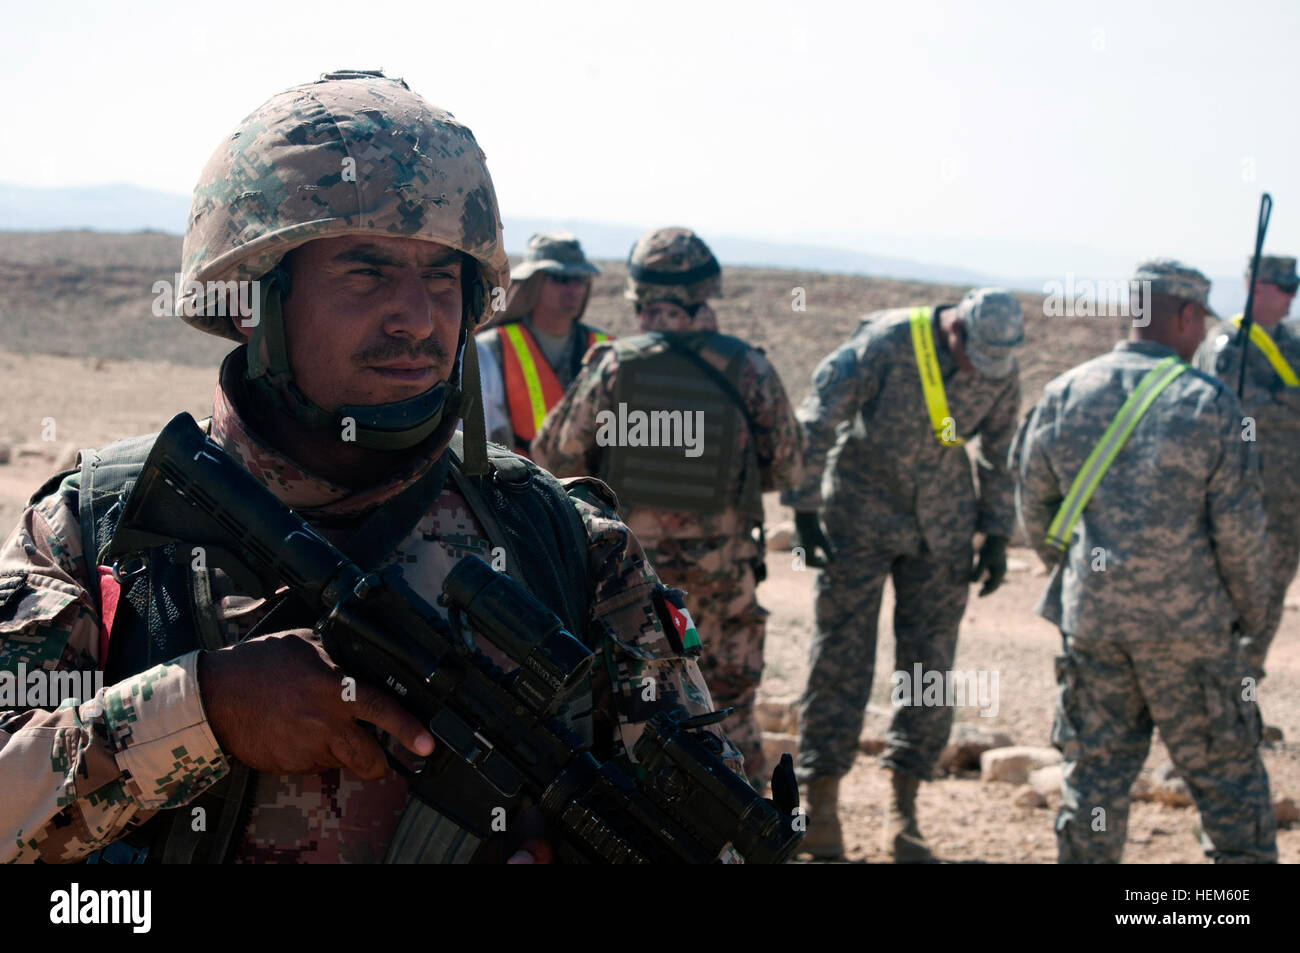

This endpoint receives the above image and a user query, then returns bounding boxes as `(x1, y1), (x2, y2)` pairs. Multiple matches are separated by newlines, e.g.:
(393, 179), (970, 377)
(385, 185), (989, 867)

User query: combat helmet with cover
(180, 69), (509, 455)
(624, 227), (722, 314)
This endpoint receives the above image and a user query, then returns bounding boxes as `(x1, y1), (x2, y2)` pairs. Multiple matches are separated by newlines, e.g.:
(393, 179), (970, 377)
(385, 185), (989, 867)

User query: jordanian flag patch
(656, 587), (702, 656)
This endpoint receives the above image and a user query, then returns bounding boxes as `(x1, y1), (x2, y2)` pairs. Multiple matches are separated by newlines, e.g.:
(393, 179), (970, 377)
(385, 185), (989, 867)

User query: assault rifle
(106, 413), (802, 864)
(1237, 192), (1273, 398)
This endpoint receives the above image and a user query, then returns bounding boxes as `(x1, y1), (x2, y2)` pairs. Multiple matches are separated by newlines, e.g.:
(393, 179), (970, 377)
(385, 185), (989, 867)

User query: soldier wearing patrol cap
(1195, 254), (1300, 683)
(783, 287), (1024, 861)
(532, 226), (803, 790)
(475, 232), (610, 455)
(1014, 259), (1276, 863)
(0, 73), (741, 864)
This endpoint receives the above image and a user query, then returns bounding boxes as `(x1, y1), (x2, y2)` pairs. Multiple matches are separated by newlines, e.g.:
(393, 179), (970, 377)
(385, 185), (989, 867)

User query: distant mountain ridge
(0, 182), (1250, 316)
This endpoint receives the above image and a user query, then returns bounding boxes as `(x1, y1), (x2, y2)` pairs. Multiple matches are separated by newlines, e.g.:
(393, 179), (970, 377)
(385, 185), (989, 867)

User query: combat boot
(885, 770), (933, 863)
(799, 777), (844, 859)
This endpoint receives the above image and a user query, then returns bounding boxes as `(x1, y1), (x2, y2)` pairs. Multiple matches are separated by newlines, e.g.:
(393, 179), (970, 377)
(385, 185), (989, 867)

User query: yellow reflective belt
(1045, 356), (1188, 551)
(908, 306), (964, 447)
(1230, 315), (1300, 387)
(503, 324), (549, 433)
(592, 332), (609, 343)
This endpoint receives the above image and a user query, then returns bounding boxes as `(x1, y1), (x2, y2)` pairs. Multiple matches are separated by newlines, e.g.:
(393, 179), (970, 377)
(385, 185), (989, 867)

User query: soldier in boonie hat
(510, 231), (602, 282)
(955, 288), (1025, 379)
(1133, 258), (1218, 318)
(475, 230), (611, 453)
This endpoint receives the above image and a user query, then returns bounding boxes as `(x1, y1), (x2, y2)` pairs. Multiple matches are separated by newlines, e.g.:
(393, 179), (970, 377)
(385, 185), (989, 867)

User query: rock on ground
(980, 746), (1061, 785)
(939, 724), (1015, 773)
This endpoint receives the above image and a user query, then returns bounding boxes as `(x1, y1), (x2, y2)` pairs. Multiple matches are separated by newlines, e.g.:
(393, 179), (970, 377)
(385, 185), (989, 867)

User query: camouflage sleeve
(973, 373), (1021, 537)
(1011, 396), (1064, 566)
(532, 343), (617, 479)
(743, 350), (804, 493)
(0, 482), (228, 863)
(1204, 389), (1273, 639)
(780, 330), (878, 511)
(563, 479), (744, 777)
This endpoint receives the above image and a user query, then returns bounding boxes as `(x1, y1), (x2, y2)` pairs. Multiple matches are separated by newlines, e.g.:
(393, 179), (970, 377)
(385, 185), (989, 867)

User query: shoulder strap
(908, 306), (965, 448)
(1045, 356), (1189, 551)
(1230, 314), (1300, 387)
(655, 332), (760, 440)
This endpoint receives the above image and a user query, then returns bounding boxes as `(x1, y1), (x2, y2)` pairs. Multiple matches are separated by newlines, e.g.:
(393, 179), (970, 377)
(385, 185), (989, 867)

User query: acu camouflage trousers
(1053, 635), (1276, 864)
(796, 542), (971, 782)
(1242, 519), (1300, 679)
(647, 537), (769, 788)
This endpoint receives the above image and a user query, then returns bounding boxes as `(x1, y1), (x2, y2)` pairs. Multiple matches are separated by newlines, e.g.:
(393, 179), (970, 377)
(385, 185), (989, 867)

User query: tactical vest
(51, 428), (596, 864)
(598, 331), (762, 522)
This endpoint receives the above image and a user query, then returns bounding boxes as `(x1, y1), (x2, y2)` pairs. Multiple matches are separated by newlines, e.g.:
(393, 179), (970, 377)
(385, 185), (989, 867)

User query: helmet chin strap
(245, 273), (471, 452)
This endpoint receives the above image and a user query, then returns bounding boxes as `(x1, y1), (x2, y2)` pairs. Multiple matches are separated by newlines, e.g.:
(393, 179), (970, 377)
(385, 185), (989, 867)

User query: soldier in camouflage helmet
(532, 227), (804, 790)
(783, 287), (1024, 861)
(1194, 254), (1300, 685)
(1013, 259), (1276, 863)
(0, 73), (743, 864)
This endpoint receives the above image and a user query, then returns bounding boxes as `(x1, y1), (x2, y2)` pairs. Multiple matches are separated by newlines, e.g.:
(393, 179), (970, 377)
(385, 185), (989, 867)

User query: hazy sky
(3, 0), (1296, 276)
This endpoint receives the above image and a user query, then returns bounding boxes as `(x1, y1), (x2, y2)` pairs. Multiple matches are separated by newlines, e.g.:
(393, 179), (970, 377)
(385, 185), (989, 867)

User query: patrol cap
(1132, 258), (1218, 318)
(955, 288), (1024, 379)
(1247, 255), (1298, 293)
(510, 231), (601, 281)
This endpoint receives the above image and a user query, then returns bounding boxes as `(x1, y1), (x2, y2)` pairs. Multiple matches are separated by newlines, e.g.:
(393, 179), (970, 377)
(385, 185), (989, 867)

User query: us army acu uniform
(532, 228), (803, 788)
(1014, 260), (1276, 864)
(476, 233), (609, 454)
(784, 289), (1023, 860)
(0, 73), (739, 864)
(1194, 255), (1300, 679)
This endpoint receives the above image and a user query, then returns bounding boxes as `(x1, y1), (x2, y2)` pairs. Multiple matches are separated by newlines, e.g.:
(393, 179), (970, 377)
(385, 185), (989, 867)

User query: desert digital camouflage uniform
(0, 72), (739, 864)
(1013, 259), (1276, 864)
(782, 292), (1023, 783)
(1194, 256), (1300, 679)
(532, 228), (803, 787)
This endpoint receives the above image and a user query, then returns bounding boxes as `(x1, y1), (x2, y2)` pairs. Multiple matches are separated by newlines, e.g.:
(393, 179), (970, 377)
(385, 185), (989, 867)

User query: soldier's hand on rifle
(197, 630), (436, 777)
(970, 535), (1009, 597)
(793, 510), (836, 567)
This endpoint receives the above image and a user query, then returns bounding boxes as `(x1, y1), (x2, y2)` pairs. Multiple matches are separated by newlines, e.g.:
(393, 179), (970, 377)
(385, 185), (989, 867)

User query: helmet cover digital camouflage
(624, 227), (722, 309)
(179, 70), (509, 340)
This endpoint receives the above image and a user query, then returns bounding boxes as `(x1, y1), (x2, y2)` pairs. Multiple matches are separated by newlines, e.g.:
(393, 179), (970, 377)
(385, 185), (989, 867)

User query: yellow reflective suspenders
(503, 323), (550, 434)
(1230, 315), (1300, 387)
(1045, 355), (1188, 551)
(908, 307), (964, 447)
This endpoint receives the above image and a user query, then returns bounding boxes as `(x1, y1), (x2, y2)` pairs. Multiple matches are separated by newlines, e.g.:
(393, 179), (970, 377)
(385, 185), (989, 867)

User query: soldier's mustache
(355, 339), (449, 365)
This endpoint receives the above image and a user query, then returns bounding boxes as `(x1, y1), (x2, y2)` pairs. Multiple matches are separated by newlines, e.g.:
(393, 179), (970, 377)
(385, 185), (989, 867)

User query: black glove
(970, 535), (1008, 597)
(793, 511), (836, 568)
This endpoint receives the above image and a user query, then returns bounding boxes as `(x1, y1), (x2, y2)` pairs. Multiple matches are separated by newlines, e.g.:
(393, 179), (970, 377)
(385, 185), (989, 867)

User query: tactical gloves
(793, 511), (836, 568)
(970, 535), (1009, 596)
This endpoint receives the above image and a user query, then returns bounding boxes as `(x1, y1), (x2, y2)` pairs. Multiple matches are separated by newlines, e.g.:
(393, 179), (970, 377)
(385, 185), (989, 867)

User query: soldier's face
(268, 236), (464, 412)
(536, 272), (589, 321)
(638, 301), (696, 332)
(1251, 280), (1295, 326)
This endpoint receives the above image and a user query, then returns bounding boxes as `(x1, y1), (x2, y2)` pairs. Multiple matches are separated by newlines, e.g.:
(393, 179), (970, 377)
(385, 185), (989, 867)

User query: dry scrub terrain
(1, 231), (1294, 864)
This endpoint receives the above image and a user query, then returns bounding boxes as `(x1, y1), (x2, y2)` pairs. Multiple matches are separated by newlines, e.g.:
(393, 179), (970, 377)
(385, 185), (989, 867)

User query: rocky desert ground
(1, 231), (1295, 864)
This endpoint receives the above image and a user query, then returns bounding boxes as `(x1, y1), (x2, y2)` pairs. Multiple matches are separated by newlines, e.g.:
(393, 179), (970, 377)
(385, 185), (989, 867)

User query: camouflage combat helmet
(624, 227), (722, 310)
(179, 69), (509, 451)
